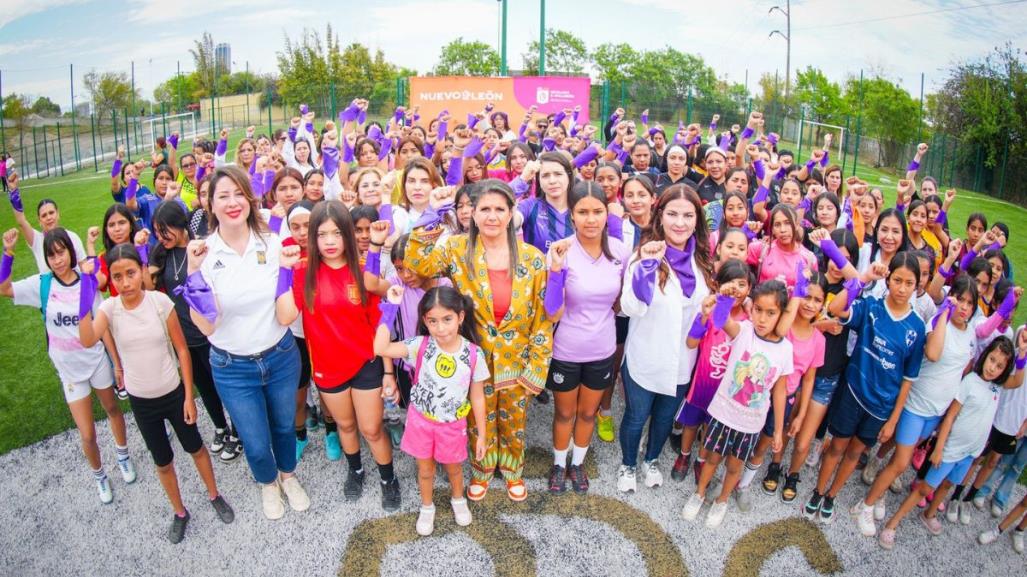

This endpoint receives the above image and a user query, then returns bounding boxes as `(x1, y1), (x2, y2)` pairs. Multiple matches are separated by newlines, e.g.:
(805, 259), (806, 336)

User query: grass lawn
(1, 143), (1025, 482)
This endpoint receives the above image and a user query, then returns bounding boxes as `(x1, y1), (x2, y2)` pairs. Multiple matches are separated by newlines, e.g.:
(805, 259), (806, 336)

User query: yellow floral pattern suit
(405, 228), (553, 481)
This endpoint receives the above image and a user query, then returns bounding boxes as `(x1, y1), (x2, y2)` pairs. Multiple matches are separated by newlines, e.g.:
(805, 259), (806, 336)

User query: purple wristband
(8, 188), (23, 213)
(438, 120), (448, 143)
(322, 145), (340, 178)
(820, 150), (829, 168)
(767, 133), (779, 146)
(288, 126), (298, 143)
(753, 159), (766, 181)
(794, 260), (810, 298)
(136, 244), (149, 267)
(276, 266), (293, 299)
(753, 185), (770, 205)
(168, 134), (179, 150)
(268, 214), (283, 235)
(688, 314), (708, 340)
(997, 289), (1017, 320)
(632, 259), (659, 305)
(907, 160), (920, 171)
(938, 264), (955, 280)
(175, 271), (218, 323)
(798, 198), (812, 212)
(78, 270), (97, 320)
(364, 251), (381, 276)
(936, 210), (947, 227)
(518, 123), (528, 142)
(543, 268), (567, 317)
(641, 112), (649, 125)
(805, 159), (816, 172)
(573, 145), (600, 169)
(1016, 356), (1026, 371)
(842, 278), (863, 311)
(300, 104), (309, 115)
(467, 113), (480, 130)
(740, 127), (755, 139)
(988, 242), (1002, 252)
(819, 238), (849, 271)
(959, 249), (978, 271)
(0, 252), (13, 284)
(648, 127), (659, 137)
(215, 138), (227, 157)
(931, 299), (955, 330)
(542, 137), (556, 152)
(126, 179), (138, 203)
(463, 137), (484, 159)
(445, 157), (464, 186)
(743, 225), (758, 241)
(379, 301), (399, 328)
(709, 122), (718, 131)
(711, 294), (735, 329)
(111, 159), (122, 179)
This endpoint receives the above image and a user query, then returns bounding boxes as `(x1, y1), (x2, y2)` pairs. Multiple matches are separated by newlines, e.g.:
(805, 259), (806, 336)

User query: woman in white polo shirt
(180, 165), (309, 520)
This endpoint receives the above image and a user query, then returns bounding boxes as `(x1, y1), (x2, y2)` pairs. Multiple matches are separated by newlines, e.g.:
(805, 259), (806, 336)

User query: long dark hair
(42, 228), (74, 271)
(102, 203), (140, 253)
(416, 286), (478, 345)
(974, 335), (1015, 385)
(888, 251), (922, 287)
(568, 180), (614, 260)
(465, 180), (519, 277)
(305, 200), (367, 310)
(638, 184), (714, 292)
(150, 202), (191, 289)
(872, 208), (909, 260)
(105, 242), (144, 273)
(949, 273), (980, 320)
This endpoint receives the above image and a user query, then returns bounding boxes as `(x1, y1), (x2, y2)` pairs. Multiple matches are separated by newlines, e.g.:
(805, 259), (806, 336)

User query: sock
(345, 451), (362, 473)
(738, 462), (760, 489)
(175, 510), (188, 518)
(115, 444), (129, 462)
(599, 408), (612, 417)
(325, 420), (338, 434)
(571, 444), (588, 466)
(420, 503), (435, 511)
(950, 484), (965, 501)
(963, 487), (979, 502)
(378, 461), (395, 483)
(696, 457), (706, 466)
(451, 497), (466, 505)
(92, 467), (107, 481)
(553, 447), (569, 467)
(296, 427), (308, 441)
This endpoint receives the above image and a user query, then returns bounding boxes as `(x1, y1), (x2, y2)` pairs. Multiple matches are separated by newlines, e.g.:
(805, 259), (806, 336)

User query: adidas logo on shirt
(213, 260), (225, 270)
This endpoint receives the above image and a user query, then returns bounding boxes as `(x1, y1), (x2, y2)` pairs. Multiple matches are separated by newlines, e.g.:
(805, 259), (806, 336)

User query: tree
(276, 27), (337, 109)
(30, 96), (61, 117)
(626, 47), (716, 100)
(793, 66), (846, 127)
(844, 76), (918, 166)
(434, 38), (500, 76)
(190, 32), (216, 97)
(153, 72), (202, 108)
(2, 94), (31, 139)
(82, 70), (138, 119)
(522, 29), (588, 75)
(591, 43), (638, 85)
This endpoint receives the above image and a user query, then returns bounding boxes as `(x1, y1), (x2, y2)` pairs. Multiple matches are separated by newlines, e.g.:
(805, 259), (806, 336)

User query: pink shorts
(400, 406), (469, 464)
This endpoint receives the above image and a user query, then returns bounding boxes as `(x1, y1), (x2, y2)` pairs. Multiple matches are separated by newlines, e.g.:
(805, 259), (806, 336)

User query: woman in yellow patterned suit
(405, 179), (553, 502)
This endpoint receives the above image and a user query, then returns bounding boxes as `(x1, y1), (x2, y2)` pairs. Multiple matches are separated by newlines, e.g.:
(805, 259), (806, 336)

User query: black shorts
(986, 427), (1018, 455)
(295, 335), (311, 389)
(546, 355), (616, 393)
(128, 383), (204, 467)
(318, 357), (385, 394)
(615, 316), (630, 345)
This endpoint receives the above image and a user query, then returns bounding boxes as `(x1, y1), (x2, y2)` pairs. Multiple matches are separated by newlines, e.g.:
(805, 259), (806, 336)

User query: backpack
(413, 336), (478, 388)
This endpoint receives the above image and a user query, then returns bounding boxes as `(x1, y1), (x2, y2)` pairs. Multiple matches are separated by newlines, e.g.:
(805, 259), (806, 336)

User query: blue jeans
(210, 332), (301, 484)
(978, 438), (1027, 508)
(619, 363), (686, 467)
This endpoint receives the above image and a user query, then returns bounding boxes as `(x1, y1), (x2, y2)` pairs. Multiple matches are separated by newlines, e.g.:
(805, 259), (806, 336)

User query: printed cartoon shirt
(706, 320), (795, 434)
(404, 336), (490, 423)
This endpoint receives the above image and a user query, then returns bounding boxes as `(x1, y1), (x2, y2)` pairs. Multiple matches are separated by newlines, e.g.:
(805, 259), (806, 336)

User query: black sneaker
(671, 453), (691, 482)
(669, 431), (683, 454)
(219, 436), (242, 462)
(210, 429), (227, 453)
(210, 495), (235, 524)
(804, 490), (823, 520)
(762, 462), (782, 495)
(781, 473), (800, 503)
(381, 477), (401, 512)
(548, 464), (567, 494)
(168, 511), (190, 544)
(820, 495), (835, 524)
(568, 464), (589, 493)
(535, 390), (550, 405)
(344, 469), (365, 502)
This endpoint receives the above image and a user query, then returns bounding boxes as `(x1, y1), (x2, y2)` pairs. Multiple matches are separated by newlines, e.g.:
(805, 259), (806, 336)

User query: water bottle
(384, 397), (404, 448)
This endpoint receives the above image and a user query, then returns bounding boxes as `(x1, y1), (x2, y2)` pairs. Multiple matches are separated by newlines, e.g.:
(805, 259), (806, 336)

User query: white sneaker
(279, 475), (310, 512)
(705, 501), (728, 528)
(958, 500), (972, 525)
(861, 456), (880, 486)
(978, 528), (1000, 545)
(96, 477), (113, 504)
(451, 498), (472, 527)
(643, 460), (663, 488)
(946, 500), (960, 524)
(682, 492), (704, 521)
(851, 501), (877, 537)
(1014, 530), (1024, 553)
(416, 505), (436, 536)
(973, 494), (987, 511)
(991, 502), (1005, 518)
(806, 438), (823, 468)
(735, 486), (753, 512)
(117, 457), (137, 484)
(261, 481), (285, 520)
(873, 498), (887, 521)
(617, 465), (637, 493)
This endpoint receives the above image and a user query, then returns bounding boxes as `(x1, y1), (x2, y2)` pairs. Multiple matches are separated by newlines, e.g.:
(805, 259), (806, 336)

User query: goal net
(142, 112), (206, 151)
(795, 118), (847, 164)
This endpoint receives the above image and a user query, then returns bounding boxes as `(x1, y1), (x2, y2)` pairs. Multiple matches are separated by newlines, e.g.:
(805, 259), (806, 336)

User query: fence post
(330, 80), (337, 120)
(998, 135), (1009, 199)
(949, 140), (957, 189)
(124, 108), (130, 156)
(43, 128), (51, 177)
(974, 146), (984, 191)
(797, 107), (805, 161)
(851, 69), (863, 176)
(267, 89), (273, 137)
(842, 115), (850, 176)
(32, 126), (40, 178)
(56, 123), (64, 176)
(937, 134), (947, 186)
(90, 113), (99, 172)
(600, 81), (610, 139)
(686, 90), (693, 124)
(162, 102), (168, 136)
(112, 110), (119, 156)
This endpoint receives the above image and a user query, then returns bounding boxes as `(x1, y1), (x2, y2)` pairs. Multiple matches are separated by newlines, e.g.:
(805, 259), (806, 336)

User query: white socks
(554, 447), (569, 467)
(571, 444), (589, 466)
(738, 462), (760, 489)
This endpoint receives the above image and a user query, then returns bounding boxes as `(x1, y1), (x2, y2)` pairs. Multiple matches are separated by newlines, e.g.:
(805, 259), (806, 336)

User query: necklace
(171, 248), (186, 282)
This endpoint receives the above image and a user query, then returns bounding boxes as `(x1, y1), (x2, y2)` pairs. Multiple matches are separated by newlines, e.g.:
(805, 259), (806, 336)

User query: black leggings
(189, 342), (231, 432)
(129, 384), (205, 467)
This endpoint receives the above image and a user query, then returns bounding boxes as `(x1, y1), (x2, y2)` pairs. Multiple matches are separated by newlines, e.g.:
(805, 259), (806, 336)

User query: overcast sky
(2, 0), (1025, 110)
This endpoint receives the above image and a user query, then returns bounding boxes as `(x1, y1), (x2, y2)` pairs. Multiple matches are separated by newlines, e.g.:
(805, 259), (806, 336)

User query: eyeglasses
(181, 162), (196, 169)
(277, 137), (288, 142)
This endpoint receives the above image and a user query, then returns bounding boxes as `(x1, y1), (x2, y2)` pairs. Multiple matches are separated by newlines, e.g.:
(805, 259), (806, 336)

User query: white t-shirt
(905, 319), (978, 417)
(98, 291), (180, 399)
(942, 373), (1002, 462)
(993, 378), (1027, 436)
(403, 335), (489, 423)
(201, 230), (288, 355)
(29, 228), (86, 274)
(706, 321), (795, 434)
(13, 273), (107, 384)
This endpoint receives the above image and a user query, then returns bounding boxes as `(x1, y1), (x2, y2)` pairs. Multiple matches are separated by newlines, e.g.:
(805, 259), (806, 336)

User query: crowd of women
(2, 98), (1027, 553)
